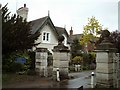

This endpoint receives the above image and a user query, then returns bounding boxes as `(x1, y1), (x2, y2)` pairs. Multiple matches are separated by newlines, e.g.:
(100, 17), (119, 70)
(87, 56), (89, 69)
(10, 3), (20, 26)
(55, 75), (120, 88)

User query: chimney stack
(70, 27), (73, 36)
(17, 4), (28, 21)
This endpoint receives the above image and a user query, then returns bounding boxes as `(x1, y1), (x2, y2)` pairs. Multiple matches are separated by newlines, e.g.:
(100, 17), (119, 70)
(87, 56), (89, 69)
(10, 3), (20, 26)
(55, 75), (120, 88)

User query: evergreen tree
(71, 38), (82, 58)
(2, 4), (40, 55)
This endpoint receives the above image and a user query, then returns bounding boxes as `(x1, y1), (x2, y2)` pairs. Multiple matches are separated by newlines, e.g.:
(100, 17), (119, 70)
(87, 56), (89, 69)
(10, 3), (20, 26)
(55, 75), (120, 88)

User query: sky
(1, 0), (120, 34)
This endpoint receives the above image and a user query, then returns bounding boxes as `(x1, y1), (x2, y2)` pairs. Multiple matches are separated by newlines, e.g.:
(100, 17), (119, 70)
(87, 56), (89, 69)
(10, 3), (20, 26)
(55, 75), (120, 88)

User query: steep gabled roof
(30, 16), (72, 44)
(30, 16), (59, 39)
(30, 16), (48, 34)
(70, 34), (83, 41)
(55, 26), (69, 37)
(55, 26), (73, 44)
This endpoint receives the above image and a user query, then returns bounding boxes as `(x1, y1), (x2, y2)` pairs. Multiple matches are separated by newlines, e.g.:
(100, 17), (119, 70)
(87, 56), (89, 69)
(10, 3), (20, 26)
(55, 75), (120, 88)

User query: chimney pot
(70, 27), (73, 36)
(24, 4), (26, 7)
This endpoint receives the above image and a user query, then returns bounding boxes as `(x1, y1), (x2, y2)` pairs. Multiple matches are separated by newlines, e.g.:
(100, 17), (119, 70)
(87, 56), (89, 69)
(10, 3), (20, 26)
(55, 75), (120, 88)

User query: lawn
(2, 73), (39, 85)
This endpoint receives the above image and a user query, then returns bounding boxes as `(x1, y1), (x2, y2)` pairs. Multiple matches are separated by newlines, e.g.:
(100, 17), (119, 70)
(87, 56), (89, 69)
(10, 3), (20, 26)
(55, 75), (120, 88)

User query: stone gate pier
(35, 48), (48, 77)
(52, 35), (70, 80)
(95, 30), (119, 88)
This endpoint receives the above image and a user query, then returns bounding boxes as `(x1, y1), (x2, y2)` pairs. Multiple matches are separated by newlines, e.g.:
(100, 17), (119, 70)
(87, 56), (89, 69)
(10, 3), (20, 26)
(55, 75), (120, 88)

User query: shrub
(72, 56), (83, 65)
(27, 69), (36, 75)
(82, 65), (90, 70)
(28, 51), (35, 70)
(10, 63), (24, 73)
(3, 51), (31, 73)
(69, 66), (75, 72)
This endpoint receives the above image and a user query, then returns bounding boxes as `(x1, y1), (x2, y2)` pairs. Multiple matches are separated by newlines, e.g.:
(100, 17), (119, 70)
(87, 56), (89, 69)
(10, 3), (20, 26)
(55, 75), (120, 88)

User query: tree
(2, 4), (41, 73)
(80, 16), (103, 52)
(2, 4), (40, 55)
(71, 38), (82, 58)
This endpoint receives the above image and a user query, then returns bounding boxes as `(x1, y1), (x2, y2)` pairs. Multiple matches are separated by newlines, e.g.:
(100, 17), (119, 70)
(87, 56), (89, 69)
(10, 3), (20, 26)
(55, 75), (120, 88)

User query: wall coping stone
(35, 48), (48, 52)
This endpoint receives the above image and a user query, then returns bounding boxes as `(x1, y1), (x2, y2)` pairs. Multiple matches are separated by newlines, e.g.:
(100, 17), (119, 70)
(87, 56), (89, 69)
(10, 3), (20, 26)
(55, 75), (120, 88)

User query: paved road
(3, 70), (95, 89)
(58, 70), (95, 88)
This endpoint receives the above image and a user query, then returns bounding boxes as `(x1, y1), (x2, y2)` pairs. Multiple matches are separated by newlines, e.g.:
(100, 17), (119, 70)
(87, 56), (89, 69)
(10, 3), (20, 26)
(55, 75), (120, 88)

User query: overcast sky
(1, 0), (120, 34)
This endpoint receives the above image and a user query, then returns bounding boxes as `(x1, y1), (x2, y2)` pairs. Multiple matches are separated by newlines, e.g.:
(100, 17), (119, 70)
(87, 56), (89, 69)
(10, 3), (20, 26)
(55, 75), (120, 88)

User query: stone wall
(95, 50), (115, 87)
(95, 30), (119, 88)
(35, 48), (48, 77)
(52, 35), (70, 81)
(52, 52), (70, 80)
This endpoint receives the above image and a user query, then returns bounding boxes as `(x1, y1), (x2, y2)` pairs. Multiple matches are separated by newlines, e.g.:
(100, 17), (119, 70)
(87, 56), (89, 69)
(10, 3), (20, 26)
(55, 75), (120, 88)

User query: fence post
(56, 68), (60, 82)
(91, 72), (95, 88)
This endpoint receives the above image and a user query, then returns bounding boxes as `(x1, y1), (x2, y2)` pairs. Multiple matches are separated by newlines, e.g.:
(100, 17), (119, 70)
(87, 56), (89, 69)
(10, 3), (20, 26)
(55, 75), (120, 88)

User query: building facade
(17, 4), (71, 53)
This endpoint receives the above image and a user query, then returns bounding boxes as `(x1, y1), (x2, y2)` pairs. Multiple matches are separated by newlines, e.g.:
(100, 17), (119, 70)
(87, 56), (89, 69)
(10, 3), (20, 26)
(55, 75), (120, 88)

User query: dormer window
(42, 32), (50, 43)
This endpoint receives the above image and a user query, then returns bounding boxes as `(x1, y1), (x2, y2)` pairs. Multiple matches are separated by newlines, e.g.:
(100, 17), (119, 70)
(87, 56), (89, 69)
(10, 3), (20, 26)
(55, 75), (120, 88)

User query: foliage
(72, 56), (83, 64)
(78, 52), (96, 70)
(47, 51), (53, 66)
(2, 4), (40, 73)
(2, 51), (31, 73)
(9, 63), (24, 73)
(28, 51), (35, 70)
(47, 55), (53, 66)
(71, 38), (82, 58)
(2, 4), (40, 55)
(80, 16), (103, 51)
(95, 30), (120, 53)
(69, 65), (75, 72)
(27, 69), (36, 75)
(82, 53), (90, 65)
(110, 30), (120, 53)
(82, 65), (90, 70)
(82, 53), (95, 65)
(70, 51), (96, 70)
(88, 52), (96, 63)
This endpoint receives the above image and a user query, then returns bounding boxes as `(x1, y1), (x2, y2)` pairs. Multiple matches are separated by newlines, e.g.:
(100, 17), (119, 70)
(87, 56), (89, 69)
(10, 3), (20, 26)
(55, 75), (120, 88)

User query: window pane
(47, 33), (49, 41)
(43, 32), (46, 40)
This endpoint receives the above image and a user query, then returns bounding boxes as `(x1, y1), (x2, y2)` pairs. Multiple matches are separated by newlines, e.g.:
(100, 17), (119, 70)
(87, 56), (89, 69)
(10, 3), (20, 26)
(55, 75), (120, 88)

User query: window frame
(42, 32), (50, 43)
